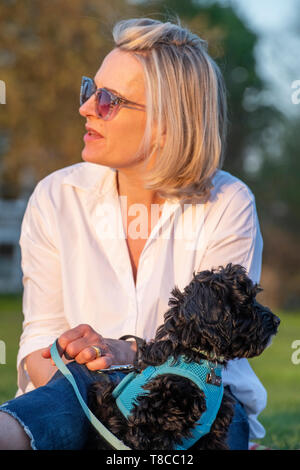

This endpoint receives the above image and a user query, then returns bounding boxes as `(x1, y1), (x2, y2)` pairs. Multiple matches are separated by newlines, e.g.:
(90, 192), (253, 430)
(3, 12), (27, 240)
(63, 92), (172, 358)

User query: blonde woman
(0, 18), (265, 450)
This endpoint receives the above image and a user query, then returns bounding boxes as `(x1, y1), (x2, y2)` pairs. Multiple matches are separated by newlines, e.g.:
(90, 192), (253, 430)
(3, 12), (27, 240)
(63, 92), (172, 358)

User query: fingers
(41, 346), (56, 366)
(40, 326), (125, 372)
(62, 337), (90, 360)
(73, 343), (109, 364)
(41, 325), (110, 367)
(41, 329), (85, 362)
(41, 347), (51, 358)
(85, 354), (114, 371)
(41, 341), (66, 362)
(57, 324), (103, 356)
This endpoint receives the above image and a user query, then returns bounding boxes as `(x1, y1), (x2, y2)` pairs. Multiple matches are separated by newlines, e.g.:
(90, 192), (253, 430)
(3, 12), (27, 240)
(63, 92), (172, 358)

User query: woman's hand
(41, 324), (137, 371)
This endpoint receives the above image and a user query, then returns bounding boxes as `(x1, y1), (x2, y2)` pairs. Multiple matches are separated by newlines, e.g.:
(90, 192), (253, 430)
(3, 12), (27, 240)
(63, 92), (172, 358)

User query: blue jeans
(225, 386), (249, 450)
(0, 362), (249, 450)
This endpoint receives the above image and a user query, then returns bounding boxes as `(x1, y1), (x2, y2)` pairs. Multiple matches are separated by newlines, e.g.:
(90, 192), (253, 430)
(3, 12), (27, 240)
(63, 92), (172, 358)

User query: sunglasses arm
(122, 104), (146, 111)
(116, 95), (146, 110)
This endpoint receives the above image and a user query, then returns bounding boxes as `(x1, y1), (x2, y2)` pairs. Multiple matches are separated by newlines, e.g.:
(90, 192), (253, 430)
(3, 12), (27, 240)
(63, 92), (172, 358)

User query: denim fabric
(0, 362), (127, 450)
(225, 386), (250, 450)
(0, 363), (249, 450)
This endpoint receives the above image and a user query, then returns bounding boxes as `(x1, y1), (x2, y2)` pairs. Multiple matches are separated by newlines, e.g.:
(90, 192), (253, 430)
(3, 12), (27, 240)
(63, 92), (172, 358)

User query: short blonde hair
(112, 16), (227, 204)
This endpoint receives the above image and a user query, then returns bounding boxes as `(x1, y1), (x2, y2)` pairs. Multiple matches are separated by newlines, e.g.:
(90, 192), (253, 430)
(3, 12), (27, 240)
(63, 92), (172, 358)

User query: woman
(0, 17), (266, 450)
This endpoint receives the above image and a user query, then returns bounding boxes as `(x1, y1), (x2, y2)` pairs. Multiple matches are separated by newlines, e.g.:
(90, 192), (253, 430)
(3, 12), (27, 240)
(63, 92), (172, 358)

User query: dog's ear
(154, 285), (185, 343)
(155, 279), (229, 353)
(221, 263), (263, 307)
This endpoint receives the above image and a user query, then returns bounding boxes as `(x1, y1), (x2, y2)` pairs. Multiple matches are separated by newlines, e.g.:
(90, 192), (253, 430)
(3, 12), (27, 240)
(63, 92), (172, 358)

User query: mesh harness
(50, 338), (224, 450)
(112, 354), (224, 450)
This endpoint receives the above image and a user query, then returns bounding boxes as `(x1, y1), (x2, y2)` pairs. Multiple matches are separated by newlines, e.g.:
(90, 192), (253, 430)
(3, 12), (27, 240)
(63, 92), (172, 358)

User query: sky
(228, 0), (296, 32)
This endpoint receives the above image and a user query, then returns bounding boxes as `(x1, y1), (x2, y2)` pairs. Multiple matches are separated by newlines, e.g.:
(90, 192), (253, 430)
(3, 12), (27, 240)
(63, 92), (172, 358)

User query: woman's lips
(84, 132), (104, 142)
(84, 125), (104, 142)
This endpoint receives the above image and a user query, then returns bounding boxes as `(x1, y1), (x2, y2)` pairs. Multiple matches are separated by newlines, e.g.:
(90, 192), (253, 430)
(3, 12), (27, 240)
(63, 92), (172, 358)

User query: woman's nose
(78, 95), (96, 118)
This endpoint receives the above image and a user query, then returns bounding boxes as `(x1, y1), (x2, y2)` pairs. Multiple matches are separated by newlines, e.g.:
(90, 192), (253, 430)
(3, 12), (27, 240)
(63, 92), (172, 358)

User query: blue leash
(50, 340), (131, 450)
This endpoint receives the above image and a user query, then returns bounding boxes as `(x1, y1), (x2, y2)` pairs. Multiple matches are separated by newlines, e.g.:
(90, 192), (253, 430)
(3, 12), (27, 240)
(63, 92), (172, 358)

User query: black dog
(87, 263), (280, 450)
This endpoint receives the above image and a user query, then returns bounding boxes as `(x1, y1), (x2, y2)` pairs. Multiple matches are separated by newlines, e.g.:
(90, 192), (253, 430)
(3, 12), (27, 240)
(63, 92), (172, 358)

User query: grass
(0, 294), (299, 449)
(0, 294), (23, 402)
(249, 311), (300, 450)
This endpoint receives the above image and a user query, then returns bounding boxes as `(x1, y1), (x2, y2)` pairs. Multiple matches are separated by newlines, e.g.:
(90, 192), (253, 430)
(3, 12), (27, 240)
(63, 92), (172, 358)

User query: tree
(0, 0), (140, 197)
(0, 0), (277, 197)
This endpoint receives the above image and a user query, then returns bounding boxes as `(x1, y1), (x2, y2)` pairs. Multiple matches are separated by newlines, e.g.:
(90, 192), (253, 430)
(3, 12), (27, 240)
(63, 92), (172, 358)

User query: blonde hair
(112, 16), (227, 204)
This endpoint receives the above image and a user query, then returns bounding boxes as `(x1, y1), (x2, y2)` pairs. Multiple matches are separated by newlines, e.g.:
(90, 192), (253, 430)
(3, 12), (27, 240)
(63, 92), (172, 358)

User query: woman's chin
(81, 148), (104, 163)
(81, 149), (116, 168)
(81, 147), (141, 169)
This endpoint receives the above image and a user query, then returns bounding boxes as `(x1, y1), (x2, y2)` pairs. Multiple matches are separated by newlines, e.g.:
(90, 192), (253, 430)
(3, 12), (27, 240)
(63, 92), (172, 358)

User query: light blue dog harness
(50, 341), (223, 450)
(112, 355), (224, 450)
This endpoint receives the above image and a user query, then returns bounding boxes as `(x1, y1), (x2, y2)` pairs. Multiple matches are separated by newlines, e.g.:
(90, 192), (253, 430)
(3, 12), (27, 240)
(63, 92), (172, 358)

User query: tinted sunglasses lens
(96, 89), (112, 119)
(80, 78), (94, 105)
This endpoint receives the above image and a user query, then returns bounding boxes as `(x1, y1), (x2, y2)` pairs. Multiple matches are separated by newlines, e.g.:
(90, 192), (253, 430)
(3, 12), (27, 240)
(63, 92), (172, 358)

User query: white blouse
(16, 162), (267, 440)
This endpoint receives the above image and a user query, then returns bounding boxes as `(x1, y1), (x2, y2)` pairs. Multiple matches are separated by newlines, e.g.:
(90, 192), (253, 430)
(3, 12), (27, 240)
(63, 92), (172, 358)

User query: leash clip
(96, 364), (136, 374)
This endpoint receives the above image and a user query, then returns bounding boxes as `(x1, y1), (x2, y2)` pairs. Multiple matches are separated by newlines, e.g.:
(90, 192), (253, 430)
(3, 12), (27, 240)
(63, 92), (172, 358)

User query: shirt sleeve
(16, 182), (70, 395)
(198, 184), (267, 440)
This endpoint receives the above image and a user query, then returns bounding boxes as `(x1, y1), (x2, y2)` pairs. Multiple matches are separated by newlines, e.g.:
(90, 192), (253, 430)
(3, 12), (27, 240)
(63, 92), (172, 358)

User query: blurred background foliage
(0, 0), (299, 310)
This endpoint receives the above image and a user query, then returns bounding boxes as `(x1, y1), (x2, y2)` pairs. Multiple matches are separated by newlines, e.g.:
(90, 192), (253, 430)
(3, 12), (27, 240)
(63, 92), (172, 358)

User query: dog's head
(155, 263), (280, 361)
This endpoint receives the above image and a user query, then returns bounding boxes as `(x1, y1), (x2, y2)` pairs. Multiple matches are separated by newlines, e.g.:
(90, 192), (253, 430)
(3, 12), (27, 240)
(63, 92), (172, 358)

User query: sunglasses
(80, 76), (146, 121)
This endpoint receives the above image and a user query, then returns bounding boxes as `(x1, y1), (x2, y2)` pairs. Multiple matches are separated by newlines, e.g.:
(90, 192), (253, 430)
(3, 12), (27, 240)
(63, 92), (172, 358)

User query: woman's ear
(151, 120), (167, 151)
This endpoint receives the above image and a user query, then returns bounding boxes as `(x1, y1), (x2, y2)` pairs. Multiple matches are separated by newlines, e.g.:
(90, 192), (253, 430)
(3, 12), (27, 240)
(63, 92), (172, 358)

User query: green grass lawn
(249, 311), (300, 450)
(0, 294), (23, 402)
(0, 294), (299, 449)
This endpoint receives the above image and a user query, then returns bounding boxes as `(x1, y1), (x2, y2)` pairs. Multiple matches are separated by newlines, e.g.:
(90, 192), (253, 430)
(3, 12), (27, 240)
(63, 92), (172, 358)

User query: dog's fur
(87, 263), (280, 450)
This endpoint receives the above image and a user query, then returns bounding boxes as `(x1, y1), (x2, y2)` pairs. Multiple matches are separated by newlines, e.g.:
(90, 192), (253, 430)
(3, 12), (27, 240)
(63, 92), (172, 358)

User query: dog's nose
(273, 315), (280, 328)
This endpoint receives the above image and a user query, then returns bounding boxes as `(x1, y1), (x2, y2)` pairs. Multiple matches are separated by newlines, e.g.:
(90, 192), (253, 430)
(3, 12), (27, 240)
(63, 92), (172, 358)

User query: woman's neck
(116, 169), (166, 209)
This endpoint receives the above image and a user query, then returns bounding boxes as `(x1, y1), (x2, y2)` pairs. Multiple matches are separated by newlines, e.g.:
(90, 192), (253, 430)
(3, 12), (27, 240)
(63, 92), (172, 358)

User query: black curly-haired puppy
(87, 263), (280, 450)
